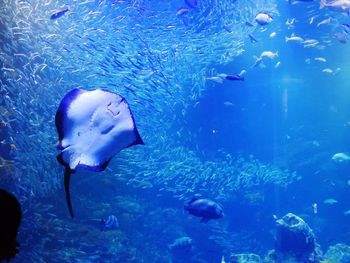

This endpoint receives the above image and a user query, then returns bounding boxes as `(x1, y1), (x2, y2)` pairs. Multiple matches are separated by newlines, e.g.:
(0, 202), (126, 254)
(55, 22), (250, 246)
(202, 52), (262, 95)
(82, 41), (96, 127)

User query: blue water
(1, 0), (350, 262)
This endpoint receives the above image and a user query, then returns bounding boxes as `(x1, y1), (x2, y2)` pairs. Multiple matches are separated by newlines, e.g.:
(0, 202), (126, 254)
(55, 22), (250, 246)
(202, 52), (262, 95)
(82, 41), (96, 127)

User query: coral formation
(229, 253), (262, 263)
(324, 243), (350, 263)
(272, 213), (323, 263)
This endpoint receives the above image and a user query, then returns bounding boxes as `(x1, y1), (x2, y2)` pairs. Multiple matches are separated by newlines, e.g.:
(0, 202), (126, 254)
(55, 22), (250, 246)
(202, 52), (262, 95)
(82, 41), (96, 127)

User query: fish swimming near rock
(184, 197), (223, 223)
(50, 7), (69, 20)
(100, 215), (119, 231)
(55, 88), (144, 218)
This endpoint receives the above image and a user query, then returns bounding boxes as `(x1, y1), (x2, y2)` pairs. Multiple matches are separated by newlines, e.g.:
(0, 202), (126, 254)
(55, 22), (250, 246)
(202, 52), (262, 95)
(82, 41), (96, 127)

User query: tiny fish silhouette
(50, 7), (69, 20)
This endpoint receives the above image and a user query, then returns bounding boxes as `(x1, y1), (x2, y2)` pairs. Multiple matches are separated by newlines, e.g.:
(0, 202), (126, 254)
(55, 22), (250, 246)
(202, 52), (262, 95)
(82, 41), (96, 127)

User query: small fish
(100, 215), (119, 231)
(252, 51), (278, 68)
(317, 17), (332, 27)
(344, 209), (350, 216)
(252, 57), (263, 68)
(245, 21), (254, 27)
(332, 152), (350, 162)
(221, 256), (226, 263)
(205, 76), (224, 83)
(225, 74), (244, 81)
(289, 0), (314, 3)
(320, 0), (350, 13)
(261, 51), (278, 59)
(223, 101), (234, 107)
(285, 34), (304, 43)
(274, 61), (281, 68)
(302, 39), (318, 45)
(323, 198), (338, 205)
(312, 203), (318, 214)
(248, 34), (258, 43)
(238, 69), (246, 76)
(314, 57), (327, 62)
(309, 16), (316, 24)
(255, 12), (273, 26)
(334, 31), (348, 44)
(342, 23), (350, 32)
(312, 140), (320, 147)
(168, 236), (193, 250)
(270, 32), (276, 38)
(305, 58), (311, 64)
(286, 18), (296, 29)
(323, 68), (333, 74)
(302, 39), (319, 47)
(50, 7), (69, 20)
(176, 8), (189, 16)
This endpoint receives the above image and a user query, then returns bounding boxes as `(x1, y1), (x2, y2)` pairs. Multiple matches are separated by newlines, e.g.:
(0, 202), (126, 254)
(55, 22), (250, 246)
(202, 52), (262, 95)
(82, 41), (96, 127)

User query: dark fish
(50, 7), (69, 20)
(342, 23), (350, 29)
(226, 75), (244, 81)
(248, 34), (258, 43)
(184, 197), (223, 223)
(100, 215), (119, 231)
(245, 21), (254, 27)
(342, 23), (350, 33)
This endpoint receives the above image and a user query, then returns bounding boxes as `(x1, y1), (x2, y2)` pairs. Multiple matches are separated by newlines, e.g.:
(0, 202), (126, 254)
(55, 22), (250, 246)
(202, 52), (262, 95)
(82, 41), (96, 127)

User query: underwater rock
(324, 243), (350, 263)
(229, 253), (262, 263)
(274, 213), (323, 262)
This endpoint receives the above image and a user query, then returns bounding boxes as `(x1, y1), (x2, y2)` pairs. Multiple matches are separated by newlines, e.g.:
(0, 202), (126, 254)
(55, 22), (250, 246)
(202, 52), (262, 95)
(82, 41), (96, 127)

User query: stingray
(55, 88), (144, 218)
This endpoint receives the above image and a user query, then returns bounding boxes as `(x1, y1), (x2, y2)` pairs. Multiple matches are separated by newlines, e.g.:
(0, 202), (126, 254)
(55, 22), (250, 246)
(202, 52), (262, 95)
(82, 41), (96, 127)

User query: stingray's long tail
(64, 167), (74, 218)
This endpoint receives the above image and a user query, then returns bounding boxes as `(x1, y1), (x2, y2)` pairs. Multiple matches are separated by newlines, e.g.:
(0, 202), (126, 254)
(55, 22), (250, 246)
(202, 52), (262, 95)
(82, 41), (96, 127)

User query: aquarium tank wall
(0, 0), (350, 262)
